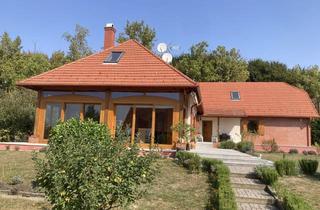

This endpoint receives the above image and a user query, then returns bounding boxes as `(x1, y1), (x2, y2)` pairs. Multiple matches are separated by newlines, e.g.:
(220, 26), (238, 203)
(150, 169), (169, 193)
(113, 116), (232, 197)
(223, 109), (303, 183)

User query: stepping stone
(231, 176), (265, 190)
(237, 202), (278, 210)
(234, 188), (275, 205)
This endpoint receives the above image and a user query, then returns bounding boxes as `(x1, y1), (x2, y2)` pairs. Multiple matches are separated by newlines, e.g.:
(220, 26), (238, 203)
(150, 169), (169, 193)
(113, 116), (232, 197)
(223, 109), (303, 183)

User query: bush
(8, 176), (23, 185)
(176, 151), (201, 173)
(261, 139), (278, 152)
(288, 149), (298, 154)
(210, 161), (237, 210)
(0, 89), (36, 141)
(201, 158), (223, 173)
(219, 133), (230, 141)
(236, 141), (254, 153)
(219, 140), (236, 149)
(302, 150), (308, 155)
(274, 159), (297, 176)
(255, 166), (278, 185)
(298, 159), (318, 175)
(307, 150), (317, 155)
(33, 119), (155, 210)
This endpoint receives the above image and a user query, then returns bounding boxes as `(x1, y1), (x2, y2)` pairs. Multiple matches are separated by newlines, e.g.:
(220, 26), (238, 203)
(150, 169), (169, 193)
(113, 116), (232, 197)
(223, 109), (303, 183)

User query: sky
(0, 0), (320, 68)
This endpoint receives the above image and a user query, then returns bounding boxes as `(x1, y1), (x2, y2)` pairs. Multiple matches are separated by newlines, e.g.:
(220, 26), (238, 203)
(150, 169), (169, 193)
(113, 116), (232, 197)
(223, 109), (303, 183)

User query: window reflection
(116, 105), (134, 138)
(155, 107), (173, 144)
(65, 104), (81, 120)
(84, 104), (101, 122)
(44, 103), (61, 139)
(135, 107), (152, 144)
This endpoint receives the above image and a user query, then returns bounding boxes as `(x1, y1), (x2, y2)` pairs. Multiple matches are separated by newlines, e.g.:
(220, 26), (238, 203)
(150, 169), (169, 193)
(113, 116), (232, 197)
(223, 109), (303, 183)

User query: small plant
(261, 139), (278, 152)
(14, 146), (20, 151)
(0, 129), (11, 142)
(8, 176), (23, 185)
(307, 150), (317, 155)
(274, 159), (297, 176)
(176, 151), (201, 173)
(302, 150), (308, 155)
(219, 133), (230, 141)
(255, 166), (278, 185)
(288, 149), (298, 154)
(171, 121), (195, 144)
(298, 159), (318, 175)
(236, 141), (254, 153)
(5, 145), (10, 150)
(219, 140), (236, 149)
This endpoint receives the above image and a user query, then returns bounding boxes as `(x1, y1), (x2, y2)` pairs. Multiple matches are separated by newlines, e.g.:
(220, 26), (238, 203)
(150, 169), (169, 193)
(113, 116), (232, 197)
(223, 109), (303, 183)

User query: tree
(50, 50), (68, 69)
(248, 59), (289, 82)
(33, 119), (155, 210)
(172, 42), (249, 82)
(117, 20), (156, 49)
(63, 24), (92, 61)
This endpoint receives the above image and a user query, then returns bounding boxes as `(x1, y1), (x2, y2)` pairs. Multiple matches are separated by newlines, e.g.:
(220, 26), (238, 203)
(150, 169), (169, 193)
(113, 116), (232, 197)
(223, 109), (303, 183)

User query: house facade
(17, 24), (318, 151)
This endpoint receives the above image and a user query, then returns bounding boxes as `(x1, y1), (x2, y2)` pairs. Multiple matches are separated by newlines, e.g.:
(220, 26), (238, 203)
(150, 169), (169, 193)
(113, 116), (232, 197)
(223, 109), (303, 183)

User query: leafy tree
(0, 88), (36, 141)
(248, 59), (289, 82)
(33, 119), (155, 210)
(50, 50), (68, 69)
(63, 24), (92, 61)
(117, 20), (156, 49)
(172, 42), (248, 82)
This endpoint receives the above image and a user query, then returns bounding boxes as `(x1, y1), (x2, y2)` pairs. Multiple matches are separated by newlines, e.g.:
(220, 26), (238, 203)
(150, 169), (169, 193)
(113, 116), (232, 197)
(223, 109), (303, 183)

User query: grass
(255, 151), (320, 210)
(0, 151), (210, 210)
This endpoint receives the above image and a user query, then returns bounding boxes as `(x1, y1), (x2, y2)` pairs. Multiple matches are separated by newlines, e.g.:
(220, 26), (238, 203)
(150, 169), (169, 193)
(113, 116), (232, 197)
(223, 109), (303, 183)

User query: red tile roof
(17, 40), (197, 89)
(199, 82), (318, 118)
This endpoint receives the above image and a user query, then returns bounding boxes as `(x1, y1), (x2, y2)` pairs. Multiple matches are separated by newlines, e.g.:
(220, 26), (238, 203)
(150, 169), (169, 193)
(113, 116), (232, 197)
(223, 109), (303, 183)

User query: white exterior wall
(200, 117), (242, 143)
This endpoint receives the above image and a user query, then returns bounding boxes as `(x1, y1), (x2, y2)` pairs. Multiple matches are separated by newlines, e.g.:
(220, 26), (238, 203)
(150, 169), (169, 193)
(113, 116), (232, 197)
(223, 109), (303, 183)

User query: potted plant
(171, 121), (195, 151)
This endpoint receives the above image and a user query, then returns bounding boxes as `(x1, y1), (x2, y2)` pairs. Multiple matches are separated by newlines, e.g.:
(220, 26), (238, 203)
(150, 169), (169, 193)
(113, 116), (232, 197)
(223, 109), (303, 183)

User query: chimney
(104, 23), (116, 49)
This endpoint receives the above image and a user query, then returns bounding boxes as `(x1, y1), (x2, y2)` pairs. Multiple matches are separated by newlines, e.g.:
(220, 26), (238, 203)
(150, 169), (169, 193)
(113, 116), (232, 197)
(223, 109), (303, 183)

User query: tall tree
(172, 42), (249, 82)
(63, 24), (92, 61)
(117, 20), (156, 49)
(50, 50), (67, 69)
(248, 59), (289, 82)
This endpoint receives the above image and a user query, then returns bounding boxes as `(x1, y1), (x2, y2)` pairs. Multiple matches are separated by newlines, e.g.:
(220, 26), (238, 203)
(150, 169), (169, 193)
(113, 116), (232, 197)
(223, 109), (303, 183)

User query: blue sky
(1, 0), (319, 67)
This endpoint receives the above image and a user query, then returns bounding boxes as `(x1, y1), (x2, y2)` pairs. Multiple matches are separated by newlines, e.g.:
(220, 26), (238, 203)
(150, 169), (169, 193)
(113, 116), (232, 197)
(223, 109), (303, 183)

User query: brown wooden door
(202, 121), (212, 142)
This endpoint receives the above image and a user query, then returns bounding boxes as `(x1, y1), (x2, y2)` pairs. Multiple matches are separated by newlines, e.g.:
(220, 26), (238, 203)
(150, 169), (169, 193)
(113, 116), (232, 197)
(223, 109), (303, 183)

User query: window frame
(230, 91), (240, 101)
(103, 51), (124, 63)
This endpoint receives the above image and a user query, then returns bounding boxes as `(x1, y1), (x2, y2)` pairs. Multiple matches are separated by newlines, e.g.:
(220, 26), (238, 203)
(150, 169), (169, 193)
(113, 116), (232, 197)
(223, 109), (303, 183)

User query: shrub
(201, 158), (223, 173)
(219, 140), (236, 149)
(33, 119), (155, 210)
(236, 141), (254, 153)
(315, 142), (320, 155)
(255, 166), (278, 185)
(261, 139), (278, 152)
(302, 150), (308, 155)
(274, 159), (297, 176)
(8, 176), (23, 185)
(213, 163), (237, 210)
(219, 133), (230, 141)
(307, 150), (317, 155)
(288, 149), (298, 154)
(298, 159), (318, 175)
(176, 151), (201, 173)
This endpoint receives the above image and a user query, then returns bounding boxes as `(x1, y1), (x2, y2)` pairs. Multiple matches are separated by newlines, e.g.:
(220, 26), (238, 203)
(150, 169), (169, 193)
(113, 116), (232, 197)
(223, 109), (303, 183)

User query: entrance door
(202, 121), (212, 142)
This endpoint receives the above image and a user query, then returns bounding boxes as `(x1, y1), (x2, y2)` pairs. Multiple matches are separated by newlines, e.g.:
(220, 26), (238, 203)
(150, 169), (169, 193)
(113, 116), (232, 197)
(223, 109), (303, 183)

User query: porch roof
(198, 82), (319, 118)
(17, 40), (197, 90)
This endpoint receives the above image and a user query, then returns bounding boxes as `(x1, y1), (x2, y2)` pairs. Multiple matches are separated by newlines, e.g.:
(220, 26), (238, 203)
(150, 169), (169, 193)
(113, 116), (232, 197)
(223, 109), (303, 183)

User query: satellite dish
(157, 43), (167, 53)
(162, 53), (173, 63)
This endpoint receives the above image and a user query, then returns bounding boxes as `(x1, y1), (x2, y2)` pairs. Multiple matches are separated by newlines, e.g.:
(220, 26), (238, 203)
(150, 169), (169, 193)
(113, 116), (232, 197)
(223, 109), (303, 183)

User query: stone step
(234, 188), (276, 205)
(228, 165), (256, 175)
(237, 202), (278, 210)
(231, 177), (266, 190)
(224, 160), (273, 167)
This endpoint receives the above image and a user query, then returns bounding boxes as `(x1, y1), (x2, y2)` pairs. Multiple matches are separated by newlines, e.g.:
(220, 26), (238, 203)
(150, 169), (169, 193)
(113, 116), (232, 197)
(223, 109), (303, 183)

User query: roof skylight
(104, 51), (123, 63)
(230, 91), (240, 101)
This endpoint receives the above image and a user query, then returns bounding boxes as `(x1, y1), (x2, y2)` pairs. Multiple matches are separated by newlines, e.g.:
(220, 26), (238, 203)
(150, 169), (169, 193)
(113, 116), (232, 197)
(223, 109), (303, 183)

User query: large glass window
(135, 106), (152, 144)
(65, 104), (81, 120)
(146, 92), (179, 100)
(116, 105), (134, 137)
(42, 91), (105, 99)
(44, 103), (61, 139)
(84, 104), (101, 122)
(112, 92), (144, 99)
(155, 107), (173, 145)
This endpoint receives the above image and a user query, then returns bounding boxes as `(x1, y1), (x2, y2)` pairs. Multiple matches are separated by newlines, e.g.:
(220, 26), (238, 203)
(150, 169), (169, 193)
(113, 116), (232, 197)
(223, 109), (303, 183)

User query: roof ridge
(130, 39), (198, 87)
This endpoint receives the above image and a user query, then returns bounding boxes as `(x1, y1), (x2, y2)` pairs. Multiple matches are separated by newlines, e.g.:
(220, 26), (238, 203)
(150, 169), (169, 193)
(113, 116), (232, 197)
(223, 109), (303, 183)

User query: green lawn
(255, 151), (320, 210)
(0, 151), (210, 210)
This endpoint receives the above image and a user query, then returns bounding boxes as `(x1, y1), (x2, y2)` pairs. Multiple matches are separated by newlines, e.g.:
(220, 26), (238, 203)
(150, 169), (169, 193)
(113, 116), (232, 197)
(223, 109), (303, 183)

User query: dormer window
(104, 51), (123, 63)
(231, 91), (240, 101)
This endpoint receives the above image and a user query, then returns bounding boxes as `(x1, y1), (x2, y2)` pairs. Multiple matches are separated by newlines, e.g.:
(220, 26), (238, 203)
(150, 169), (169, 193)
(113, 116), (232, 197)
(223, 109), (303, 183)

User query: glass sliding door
(155, 107), (173, 144)
(44, 103), (61, 139)
(65, 103), (81, 120)
(134, 106), (152, 144)
(84, 104), (101, 122)
(115, 105), (134, 138)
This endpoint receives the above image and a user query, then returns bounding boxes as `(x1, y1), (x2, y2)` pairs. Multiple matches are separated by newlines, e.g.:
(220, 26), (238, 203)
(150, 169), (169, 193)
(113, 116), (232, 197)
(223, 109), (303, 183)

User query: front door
(202, 121), (212, 142)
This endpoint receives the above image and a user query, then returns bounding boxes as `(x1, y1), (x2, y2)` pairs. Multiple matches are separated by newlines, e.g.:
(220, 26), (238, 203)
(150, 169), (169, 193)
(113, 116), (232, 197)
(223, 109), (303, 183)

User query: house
(197, 82), (319, 152)
(17, 23), (318, 152)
